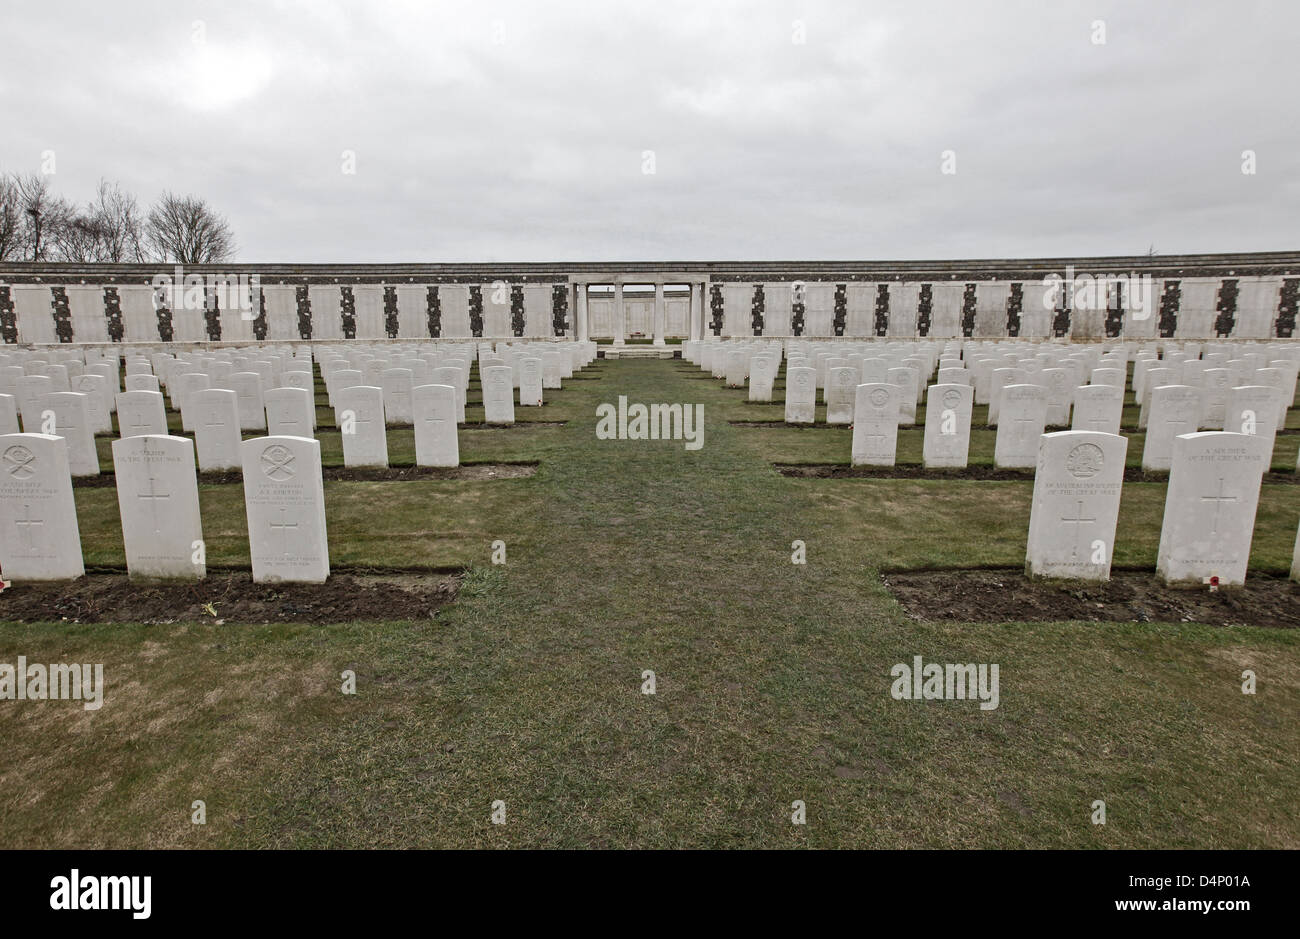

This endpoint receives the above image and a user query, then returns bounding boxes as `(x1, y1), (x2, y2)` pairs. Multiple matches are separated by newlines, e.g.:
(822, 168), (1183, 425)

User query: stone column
(689, 282), (703, 340)
(575, 283), (588, 342)
(653, 281), (666, 345)
(613, 282), (626, 345)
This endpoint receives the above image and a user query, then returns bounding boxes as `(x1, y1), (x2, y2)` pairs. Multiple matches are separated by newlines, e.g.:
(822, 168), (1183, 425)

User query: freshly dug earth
(0, 571), (461, 624)
(884, 568), (1300, 628)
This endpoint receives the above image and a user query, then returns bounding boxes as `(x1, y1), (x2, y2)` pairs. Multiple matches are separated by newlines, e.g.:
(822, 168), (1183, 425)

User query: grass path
(1, 359), (1297, 848)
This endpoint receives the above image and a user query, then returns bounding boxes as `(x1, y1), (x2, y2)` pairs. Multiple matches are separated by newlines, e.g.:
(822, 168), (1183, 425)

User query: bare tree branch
(145, 191), (236, 264)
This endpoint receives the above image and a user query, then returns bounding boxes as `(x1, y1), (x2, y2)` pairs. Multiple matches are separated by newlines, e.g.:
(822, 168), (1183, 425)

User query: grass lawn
(1, 357), (1297, 848)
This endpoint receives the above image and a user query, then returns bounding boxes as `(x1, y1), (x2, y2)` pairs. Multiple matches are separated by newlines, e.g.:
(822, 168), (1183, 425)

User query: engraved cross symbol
(128, 408), (154, 432)
(138, 476), (171, 534)
(1060, 500), (1097, 560)
(1200, 477), (1238, 536)
(14, 503), (44, 555)
(204, 409), (226, 427)
(269, 508), (298, 557)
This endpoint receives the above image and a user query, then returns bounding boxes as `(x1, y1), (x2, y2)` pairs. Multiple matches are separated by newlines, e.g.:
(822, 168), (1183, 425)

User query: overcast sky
(2, 1), (1295, 263)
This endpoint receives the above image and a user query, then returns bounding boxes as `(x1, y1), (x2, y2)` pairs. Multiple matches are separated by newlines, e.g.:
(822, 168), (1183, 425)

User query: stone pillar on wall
(575, 283), (588, 341)
(613, 282), (626, 344)
(653, 282), (666, 345)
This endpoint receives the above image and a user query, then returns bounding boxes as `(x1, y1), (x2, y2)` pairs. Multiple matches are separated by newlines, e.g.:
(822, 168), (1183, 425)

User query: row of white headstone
(0, 340), (599, 473)
(686, 337), (1297, 471)
(0, 431), (331, 584)
(1023, 429), (1288, 588)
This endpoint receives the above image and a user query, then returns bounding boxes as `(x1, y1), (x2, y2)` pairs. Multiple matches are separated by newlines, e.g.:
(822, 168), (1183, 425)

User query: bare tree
(88, 179), (145, 261)
(0, 174), (21, 261)
(13, 173), (73, 260)
(144, 191), (236, 263)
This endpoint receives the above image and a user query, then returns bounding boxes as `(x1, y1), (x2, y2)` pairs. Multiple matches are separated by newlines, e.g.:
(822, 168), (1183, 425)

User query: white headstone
(433, 366), (467, 423)
(922, 383), (973, 469)
(1225, 385), (1281, 461)
(784, 366), (816, 424)
(116, 389), (168, 438)
(826, 367), (857, 425)
(336, 385), (388, 468)
(993, 384), (1048, 469)
(380, 367), (415, 425)
(851, 383), (900, 466)
(412, 384), (459, 467)
(111, 434), (204, 580)
(265, 386), (315, 438)
(124, 373), (160, 393)
(42, 392), (99, 476)
(519, 357), (544, 407)
(1141, 385), (1202, 472)
(0, 393), (19, 436)
(482, 365), (515, 424)
(192, 388), (242, 472)
(887, 367), (918, 425)
(1156, 431), (1268, 586)
(241, 435), (329, 584)
(229, 371), (267, 432)
(71, 373), (112, 434)
(0, 433), (85, 580)
(1025, 431), (1127, 580)
(1071, 384), (1124, 435)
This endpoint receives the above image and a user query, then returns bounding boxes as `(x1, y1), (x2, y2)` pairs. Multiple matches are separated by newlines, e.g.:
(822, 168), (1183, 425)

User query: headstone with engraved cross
(380, 367), (415, 425)
(922, 383), (973, 469)
(115, 389), (168, 438)
(335, 384), (388, 468)
(1141, 385), (1202, 471)
(433, 366), (467, 422)
(851, 383), (900, 466)
(0, 432), (85, 580)
(241, 435), (329, 584)
(993, 384), (1048, 469)
(40, 391), (100, 476)
(1025, 430), (1128, 580)
(111, 434), (204, 580)
(1071, 383), (1124, 435)
(191, 388), (242, 472)
(519, 357), (544, 407)
(826, 367), (857, 425)
(482, 365), (515, 424)
(229, 371), (267, 432)
(412, 384), (459, 468)
(265, 386), (315, 438)
(1156, 431), (1268, 586)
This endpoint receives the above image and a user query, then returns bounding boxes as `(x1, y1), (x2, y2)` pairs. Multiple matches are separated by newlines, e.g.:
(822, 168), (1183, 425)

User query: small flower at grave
(0, 578), (10, 594)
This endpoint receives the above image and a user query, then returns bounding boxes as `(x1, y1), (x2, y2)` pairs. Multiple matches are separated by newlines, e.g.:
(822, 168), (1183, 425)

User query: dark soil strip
(0, 570), (462, 625)
(461, 420), (568, 429)
(883, 568), (1300, 628)
(732, 421), (848, 429)
(776, 463), (1300, 484)
(75, 462), (538, 487)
